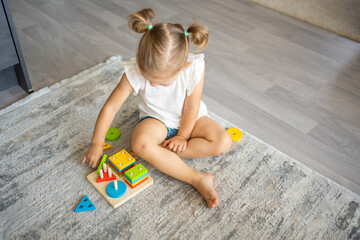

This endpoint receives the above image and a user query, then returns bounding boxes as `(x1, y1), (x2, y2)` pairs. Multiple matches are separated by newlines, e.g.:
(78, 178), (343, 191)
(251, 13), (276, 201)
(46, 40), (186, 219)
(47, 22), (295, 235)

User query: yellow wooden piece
(227, 128), (243, 141)
(103, 142), (112, 150)
(108, 149), (136, 172)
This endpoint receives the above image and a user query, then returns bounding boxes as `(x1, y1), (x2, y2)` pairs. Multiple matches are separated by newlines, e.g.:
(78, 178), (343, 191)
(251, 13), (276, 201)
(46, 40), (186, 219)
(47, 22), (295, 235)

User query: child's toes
(205, 192), (218, 209)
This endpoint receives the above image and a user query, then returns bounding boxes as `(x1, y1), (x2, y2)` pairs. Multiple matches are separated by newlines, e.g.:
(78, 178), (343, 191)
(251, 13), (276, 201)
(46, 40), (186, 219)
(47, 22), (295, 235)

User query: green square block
(124, 163), (148, 182)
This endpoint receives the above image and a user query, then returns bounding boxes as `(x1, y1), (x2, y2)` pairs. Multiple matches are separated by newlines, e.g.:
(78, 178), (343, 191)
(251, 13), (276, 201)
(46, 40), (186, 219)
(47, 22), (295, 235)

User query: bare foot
(192, 173), (219, 209)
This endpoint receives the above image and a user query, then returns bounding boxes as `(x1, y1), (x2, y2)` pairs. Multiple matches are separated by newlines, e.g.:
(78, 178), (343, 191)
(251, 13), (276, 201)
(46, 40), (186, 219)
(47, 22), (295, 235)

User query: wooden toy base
(87, 170), (154, 208)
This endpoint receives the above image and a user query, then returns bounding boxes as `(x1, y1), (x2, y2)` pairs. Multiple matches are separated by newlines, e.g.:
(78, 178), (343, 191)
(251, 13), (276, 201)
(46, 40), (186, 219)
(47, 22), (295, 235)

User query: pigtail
(128, 8), (158, 33)
(187, 21), (209, 52)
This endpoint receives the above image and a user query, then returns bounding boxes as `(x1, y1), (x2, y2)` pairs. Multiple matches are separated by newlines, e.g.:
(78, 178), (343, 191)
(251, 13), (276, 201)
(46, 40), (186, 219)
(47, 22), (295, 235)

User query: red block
(109, 163), (136, 176)
(96, 171), (116, 183)
(124, 176), (149, 189)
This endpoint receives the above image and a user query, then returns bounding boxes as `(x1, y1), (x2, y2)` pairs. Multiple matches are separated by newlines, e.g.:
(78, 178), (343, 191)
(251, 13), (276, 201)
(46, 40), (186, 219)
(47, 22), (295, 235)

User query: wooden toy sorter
(87, 149), (153, 208)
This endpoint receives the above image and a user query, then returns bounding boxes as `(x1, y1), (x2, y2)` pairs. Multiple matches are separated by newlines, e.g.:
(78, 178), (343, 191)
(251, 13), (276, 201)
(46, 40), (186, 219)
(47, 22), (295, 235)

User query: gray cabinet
(0, 0), (33, 93)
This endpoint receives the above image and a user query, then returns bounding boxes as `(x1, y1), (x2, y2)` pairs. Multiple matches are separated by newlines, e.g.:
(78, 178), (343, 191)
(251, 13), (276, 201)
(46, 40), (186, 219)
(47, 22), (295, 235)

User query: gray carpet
(1, 56), (359, 239)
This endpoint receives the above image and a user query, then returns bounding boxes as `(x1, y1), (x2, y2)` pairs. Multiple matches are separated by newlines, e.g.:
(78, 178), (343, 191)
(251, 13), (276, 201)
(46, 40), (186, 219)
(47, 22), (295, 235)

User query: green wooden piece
(105, 128), (121, 141)
(96, 154), (107, 173)
(124, 163), (148, 182)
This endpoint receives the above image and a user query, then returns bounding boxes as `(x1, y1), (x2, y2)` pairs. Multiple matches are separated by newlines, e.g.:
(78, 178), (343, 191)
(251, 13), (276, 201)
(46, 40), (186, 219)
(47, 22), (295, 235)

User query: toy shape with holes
(75, 195), (96, 212)
(87, 149), (154, 208)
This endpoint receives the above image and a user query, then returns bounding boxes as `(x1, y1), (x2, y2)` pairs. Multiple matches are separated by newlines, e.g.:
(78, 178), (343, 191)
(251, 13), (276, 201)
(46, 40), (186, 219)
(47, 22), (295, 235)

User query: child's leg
(131, 118), (218, 208)
(176, 117), (232, 159)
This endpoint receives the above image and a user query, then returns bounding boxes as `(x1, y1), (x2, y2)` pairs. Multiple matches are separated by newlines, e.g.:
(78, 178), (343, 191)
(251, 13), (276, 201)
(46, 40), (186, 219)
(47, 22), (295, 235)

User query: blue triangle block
(74, 195), (96, 212)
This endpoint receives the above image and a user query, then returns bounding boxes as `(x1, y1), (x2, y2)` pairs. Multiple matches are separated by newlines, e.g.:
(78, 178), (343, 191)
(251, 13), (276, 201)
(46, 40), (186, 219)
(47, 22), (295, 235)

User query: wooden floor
(2, 0), (360, 195)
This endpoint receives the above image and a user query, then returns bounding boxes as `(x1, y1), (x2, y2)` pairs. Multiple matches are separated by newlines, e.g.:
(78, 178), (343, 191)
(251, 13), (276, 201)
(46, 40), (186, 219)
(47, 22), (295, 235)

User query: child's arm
(178, 66), (205, 139)
(163, 66), (205, 152)
(81, 73), (134, 168)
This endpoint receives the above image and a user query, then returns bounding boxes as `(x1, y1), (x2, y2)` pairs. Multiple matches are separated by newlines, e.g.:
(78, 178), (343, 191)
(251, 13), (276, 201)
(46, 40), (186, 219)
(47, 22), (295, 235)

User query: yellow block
(108, 149), (136, 171)
(103, 142), (112, 150)
(227, 128), (243, 141)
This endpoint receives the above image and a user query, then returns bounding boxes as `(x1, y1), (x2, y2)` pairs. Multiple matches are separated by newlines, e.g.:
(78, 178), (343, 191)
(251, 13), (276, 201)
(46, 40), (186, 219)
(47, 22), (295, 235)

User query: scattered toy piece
(105, 128), (121, 141)
(103, 142), (112, 150)
(74, 195), (96, 212)
(227, 128), (243, 141)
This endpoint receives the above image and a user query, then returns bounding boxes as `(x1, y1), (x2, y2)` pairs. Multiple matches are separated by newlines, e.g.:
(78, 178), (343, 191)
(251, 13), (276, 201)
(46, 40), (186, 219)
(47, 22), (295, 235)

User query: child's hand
(81, 144), (103, 168)
(162, 136), (188, 153)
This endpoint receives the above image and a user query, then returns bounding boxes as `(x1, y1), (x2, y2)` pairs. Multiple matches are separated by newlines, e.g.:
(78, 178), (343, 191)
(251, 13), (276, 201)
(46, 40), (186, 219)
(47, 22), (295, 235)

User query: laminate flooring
(2, 0), (360, 195)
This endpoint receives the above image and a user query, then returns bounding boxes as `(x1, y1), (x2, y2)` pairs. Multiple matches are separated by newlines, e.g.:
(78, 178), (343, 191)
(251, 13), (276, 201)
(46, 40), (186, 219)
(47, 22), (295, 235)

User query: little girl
(81, 8), (232, 209)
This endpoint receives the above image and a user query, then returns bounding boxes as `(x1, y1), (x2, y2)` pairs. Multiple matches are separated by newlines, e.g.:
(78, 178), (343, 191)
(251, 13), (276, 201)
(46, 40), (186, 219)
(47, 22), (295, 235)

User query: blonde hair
(128, 8), (209, 79)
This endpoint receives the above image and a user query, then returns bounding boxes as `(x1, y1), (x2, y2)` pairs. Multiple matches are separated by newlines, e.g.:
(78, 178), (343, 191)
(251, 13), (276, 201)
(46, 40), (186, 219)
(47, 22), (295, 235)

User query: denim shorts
(139, 116), (179, 140)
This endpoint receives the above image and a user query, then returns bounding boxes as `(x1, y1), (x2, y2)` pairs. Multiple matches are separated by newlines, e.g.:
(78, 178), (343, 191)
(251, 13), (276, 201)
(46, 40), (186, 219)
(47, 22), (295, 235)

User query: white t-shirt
(123, 53), (208, 129)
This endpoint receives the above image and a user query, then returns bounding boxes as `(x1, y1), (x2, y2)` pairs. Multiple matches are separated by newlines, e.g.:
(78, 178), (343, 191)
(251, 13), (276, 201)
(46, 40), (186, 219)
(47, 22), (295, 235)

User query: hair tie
(184, 30), (189, 36)
(147, 25), (153, 30)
